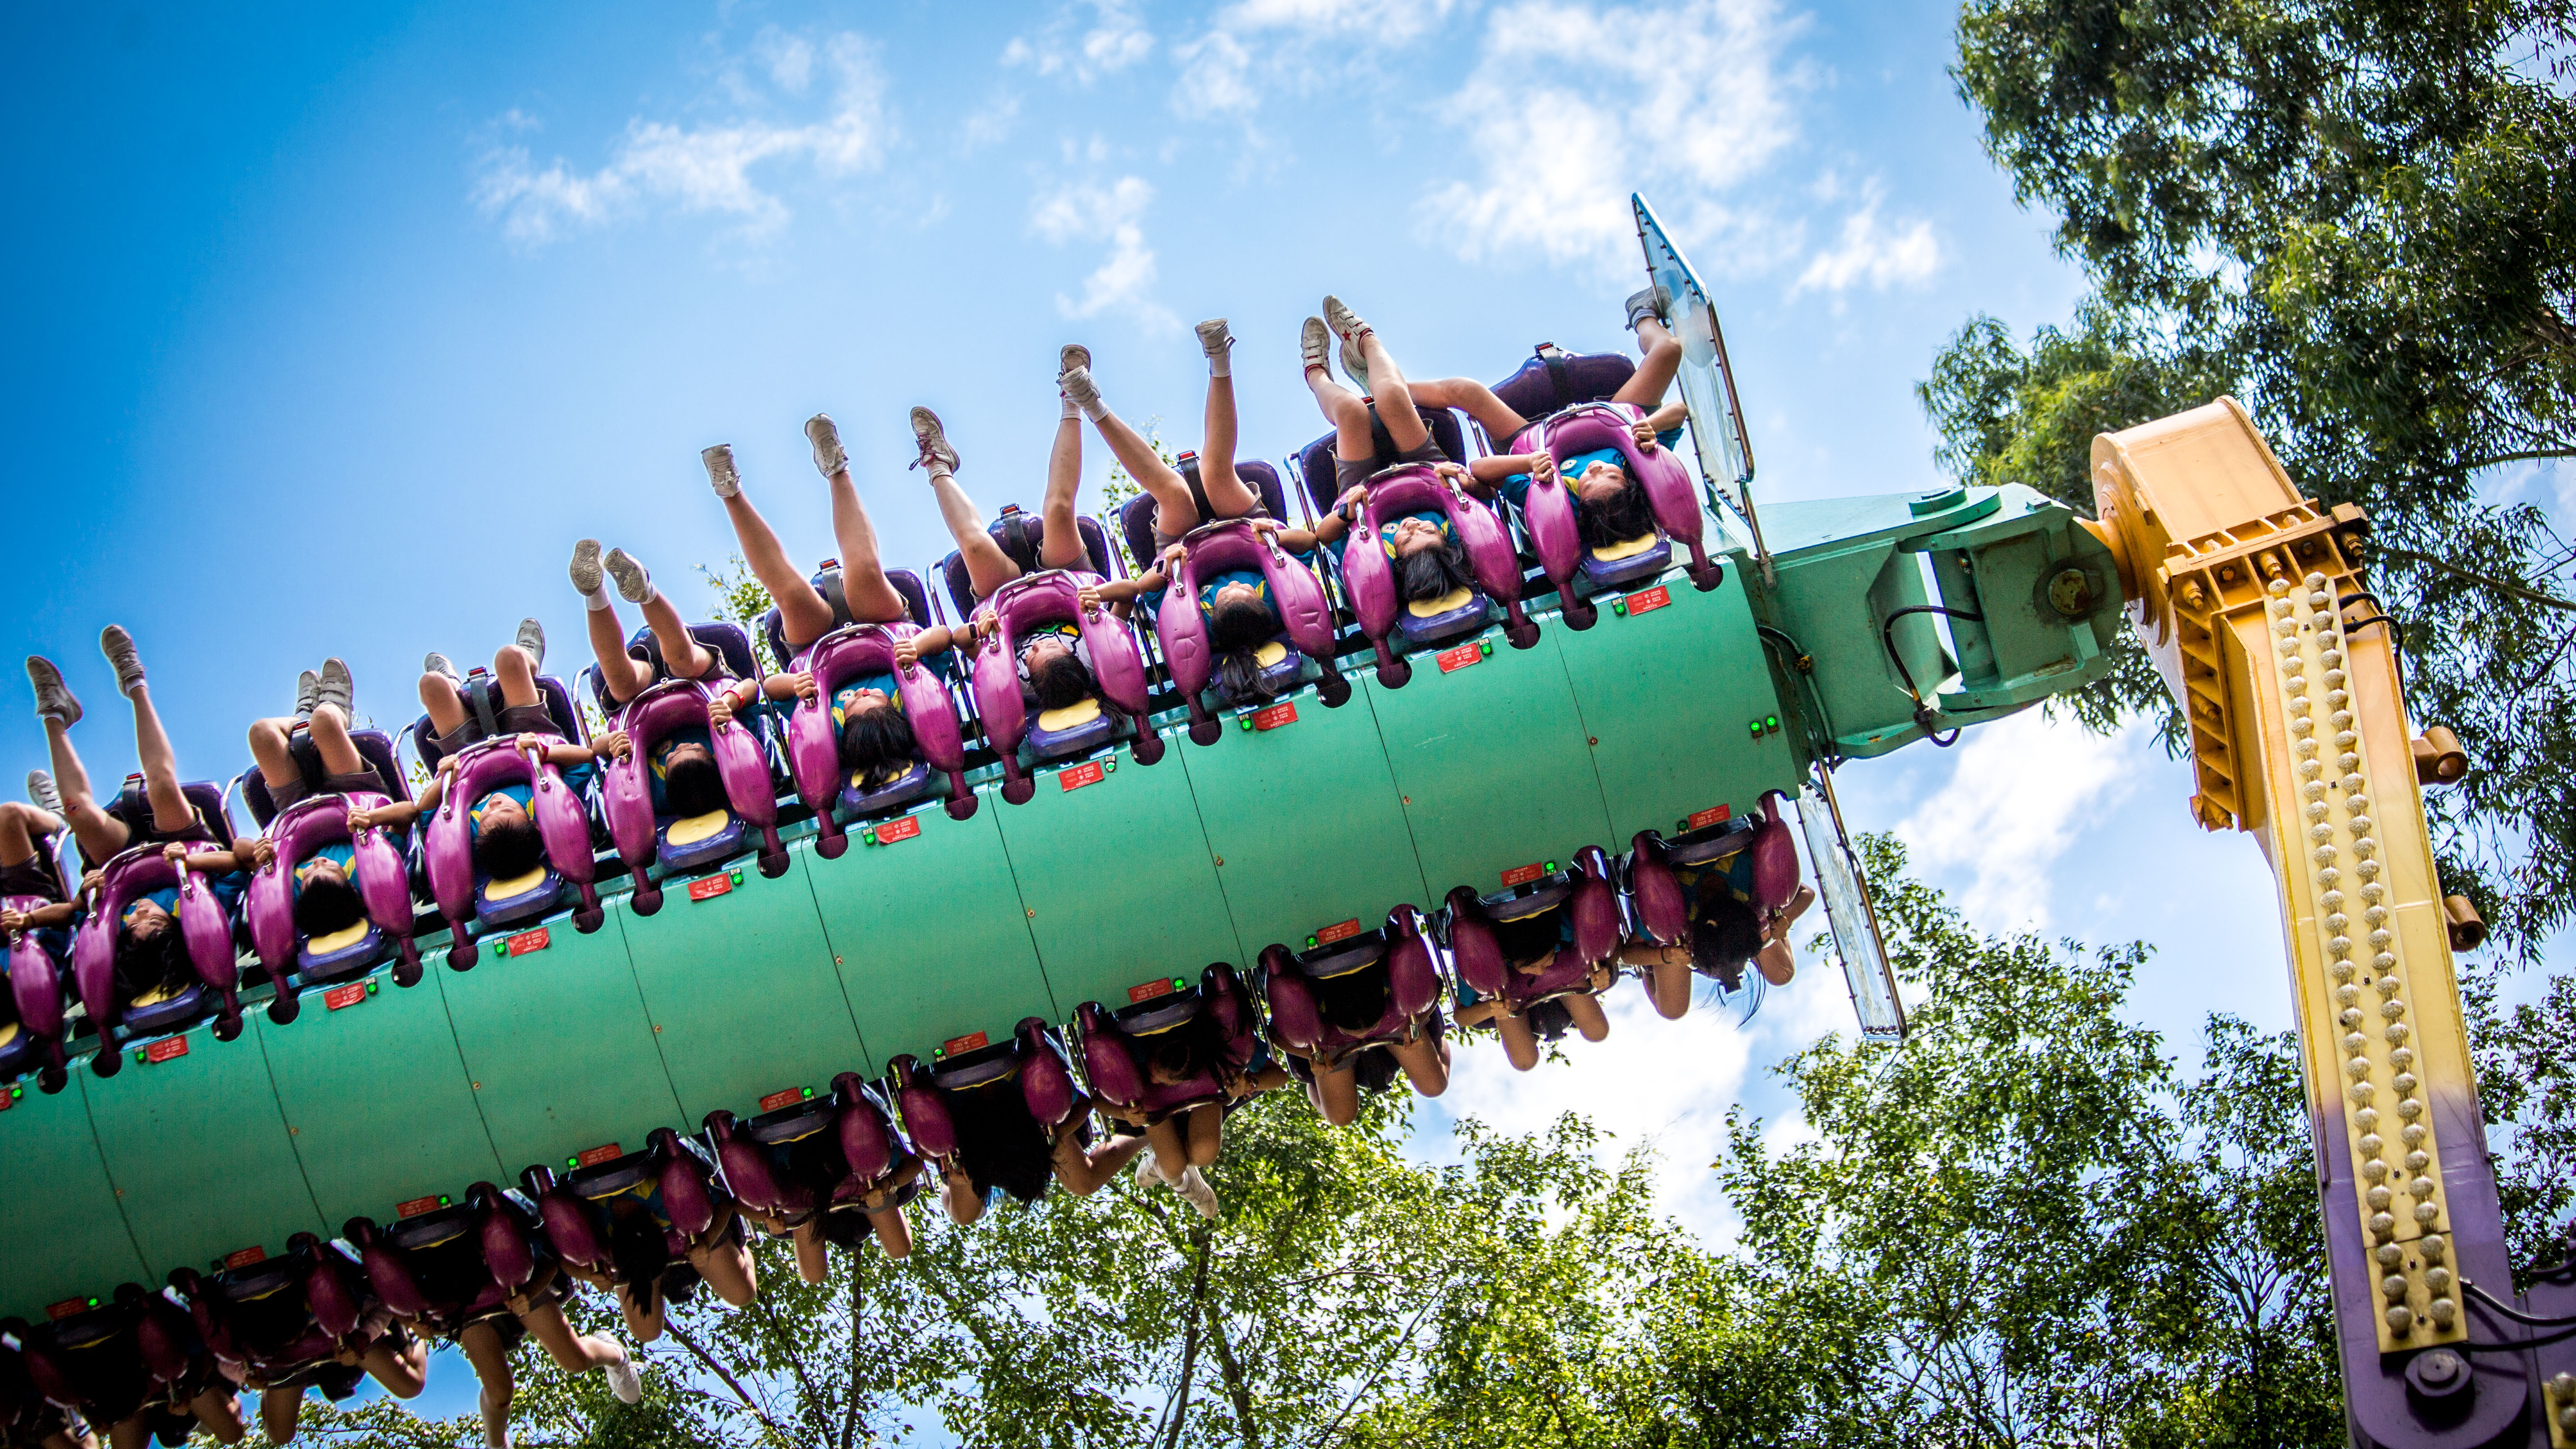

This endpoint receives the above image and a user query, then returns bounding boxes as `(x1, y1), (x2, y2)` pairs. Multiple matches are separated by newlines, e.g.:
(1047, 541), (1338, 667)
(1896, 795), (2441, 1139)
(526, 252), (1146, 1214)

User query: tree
(1920, 0), (2576, 951)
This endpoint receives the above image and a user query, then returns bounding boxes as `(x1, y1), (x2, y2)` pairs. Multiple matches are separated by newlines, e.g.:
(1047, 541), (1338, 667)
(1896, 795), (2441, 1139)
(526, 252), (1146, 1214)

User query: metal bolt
(2047, 568), (2095, 617)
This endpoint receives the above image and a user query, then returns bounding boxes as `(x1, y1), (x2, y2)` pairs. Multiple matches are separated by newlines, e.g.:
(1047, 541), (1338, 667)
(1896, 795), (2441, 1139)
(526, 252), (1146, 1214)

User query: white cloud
(1169, 0), (1466, 117)
(961, 94), (1021, 151)
(1030, 175), (1173, 327)
(1792, 187), (1942, 296)
(1417, 0), (1804, 279)
(472, 32), (888, 246)
(1002, 0), (1155, 82)
(1894, 707), (2146, 931)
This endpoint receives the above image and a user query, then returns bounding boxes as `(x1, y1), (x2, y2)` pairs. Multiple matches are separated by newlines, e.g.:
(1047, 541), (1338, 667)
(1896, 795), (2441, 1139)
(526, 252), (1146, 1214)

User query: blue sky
(5, 0), (2332, 1422)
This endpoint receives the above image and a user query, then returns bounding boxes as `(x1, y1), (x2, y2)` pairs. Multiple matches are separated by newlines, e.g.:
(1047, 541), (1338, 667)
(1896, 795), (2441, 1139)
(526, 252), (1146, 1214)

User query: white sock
(585, 589), (613, 612)
(1060, 394), (1079, 421)
(1078, 394), (1109, 423)
(1208, 349), (1231, 380)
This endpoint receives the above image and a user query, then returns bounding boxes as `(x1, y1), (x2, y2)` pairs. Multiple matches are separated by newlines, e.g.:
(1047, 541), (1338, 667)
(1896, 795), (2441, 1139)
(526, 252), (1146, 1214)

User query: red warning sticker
(687, 874), (733, 902)
(224, 1246), (267, 1270)
(507, 928), (551, 956)
(396, 1195), (443, 1219)
(1252, 702), (1298, 731)
(46, 1297), (88, 1321)
(1436, 643), (1483, 674)
(1316, 918), (1365, 946)
(1501, 862), (1546, 887)
(1626, 584), (1672, 616)
(1127, 978), (1174, 1004)
(1687, 805), (1733, 830)
(0, 1089), (14, 1112)
(576, 1143), (622, 1168)
(145, 1036), (189, 1064)
(942, 1031), (990, 1056)
(759, 1087), (804, 1113)
(323, 982), (367, 1012)
(875, 815), (921, 845)
(1059, 760), (1105, 792)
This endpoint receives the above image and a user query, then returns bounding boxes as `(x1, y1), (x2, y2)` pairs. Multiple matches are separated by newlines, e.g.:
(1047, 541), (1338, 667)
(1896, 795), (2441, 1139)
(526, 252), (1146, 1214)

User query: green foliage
(1930, 0), (2576, 951)
(699, 557), (781, 675)
(1092, 420), (1168, 573)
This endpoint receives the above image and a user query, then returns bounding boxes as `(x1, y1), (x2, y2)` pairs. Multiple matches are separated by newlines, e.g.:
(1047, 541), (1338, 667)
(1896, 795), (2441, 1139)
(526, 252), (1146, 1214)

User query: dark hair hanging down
(943, 1080), (1057, 1205)
(291, 872), (369, 938)
(1394, 538), (1475, 605)
(1312, 967), (1391, 1035)
(661, 753), (729, 818)
(1028, 651), (1097, 712)
(1207, 595), (1282, 701)
(606, 1207), (674, 1318)
(112, 921), (193, 1006)
(837, 700), (918, 786)
(1688, 889), (1763, 990)
(1488, 908), (1562, 968)
(472, 811), (547, 881)
(1573, 471), (1657, 552)
(1521, 996), (1576, 1042)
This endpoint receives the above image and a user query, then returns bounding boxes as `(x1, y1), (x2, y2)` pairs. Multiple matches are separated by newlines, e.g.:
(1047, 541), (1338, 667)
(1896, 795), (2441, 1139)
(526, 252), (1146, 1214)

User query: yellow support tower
(2092, 398), (2539, 1447)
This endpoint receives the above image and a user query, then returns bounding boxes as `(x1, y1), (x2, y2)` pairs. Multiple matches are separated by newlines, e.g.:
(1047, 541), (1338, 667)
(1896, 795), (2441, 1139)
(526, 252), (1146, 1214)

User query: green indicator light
(366, 979), (379, 995)
(1104, 757), (1118, 772)
(87, 1297), (98, 1308)
(1173, 977), (1188, 990)
(1545, 861), (1558, 873)
(1239, 715), (1254, 730)
(802, 1086), (814, 1099)
(1479, 640), (1494, 656)
(439, 1195), (450, 1207)
(1748, 720), (1762, 737)
(1307, 935), (1319, 947)
(1765, 716), (1779, 731)
(492, 941), (508, 959)
(1613, 601), (1627, 615)
(566, 1157), (578, 1169)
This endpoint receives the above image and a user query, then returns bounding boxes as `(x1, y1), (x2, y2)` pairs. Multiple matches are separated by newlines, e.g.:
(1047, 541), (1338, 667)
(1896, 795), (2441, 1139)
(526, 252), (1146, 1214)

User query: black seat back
(242, 730), (414, 828)
(1488, 345), (1638, 424)
(85, 780), (237, 869)
(582, 622), (760, 716)
(411, 674), (586, 772)
(758, 566), (932, 667)
(1295, 406), (1469, 515)
(936, 509), (1114, 619)
(1114, 458), (1292, 571)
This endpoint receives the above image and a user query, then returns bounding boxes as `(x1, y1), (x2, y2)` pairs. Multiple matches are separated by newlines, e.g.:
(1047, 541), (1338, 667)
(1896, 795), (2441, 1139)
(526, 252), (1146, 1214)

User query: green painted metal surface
(0, 1081), (145, 1311)
(257, 973), (501, 1226)
(1557, 568), (1802, 840)
(1181, 680), (1429, 953)
(82, 1022), (324, 1276)
(622, 847), (861, 1123)
(995, 745), (1244, 1017)
(809, 806), (1052, 1071)
(436, 911), (680, 1174)
(1371, 623), (1614, 897)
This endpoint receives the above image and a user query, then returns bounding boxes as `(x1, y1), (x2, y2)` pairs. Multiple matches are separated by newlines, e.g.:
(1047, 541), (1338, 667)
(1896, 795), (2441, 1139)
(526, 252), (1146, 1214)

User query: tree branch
(840, 1260), (866, 1449)
(2379, 546), (2576, 611)
(1203, 1292), (1261, 1449)
(663, 1320), (783, 1436)
(1160, 1225), (1213, 1449)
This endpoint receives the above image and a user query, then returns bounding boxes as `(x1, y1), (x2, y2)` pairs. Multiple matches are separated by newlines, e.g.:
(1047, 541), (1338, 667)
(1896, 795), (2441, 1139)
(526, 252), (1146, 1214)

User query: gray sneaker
(604, 1350), (642, 1405)
(423, 653), (461, 687)
(25, 657), (80, 727)
(569, 539), (605, 598)
(1059, 364), (1102, 416)
(294, 669), (322, 723)
(908, 407), (959, 475)
(98, 626), (145, 697)
(805, 415), (847, 478)
(1195, 318), (1233, 359)
(1624, 286), (1667, 330)
(1174, 1165), (1219, 1220)
(1300, 317), (1332, 377)
(1322, 294), (1366, 343)
(26, 770), (62, 817)
(702, 444), (741, 498)
(604, 548), (653, 605)
(1057, 344), (1090, 381)
(1339, 337), (1371, 397)
(514, 618), (547, 669)
(316, 658), (354, 716)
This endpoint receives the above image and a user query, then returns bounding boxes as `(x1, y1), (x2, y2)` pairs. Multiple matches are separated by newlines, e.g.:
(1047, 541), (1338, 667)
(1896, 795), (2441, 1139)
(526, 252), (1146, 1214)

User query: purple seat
(782, 622), (978, 855)
(239, 729), (411, 830)
(1254, 904), (1445, 1081)
(1292, 406), (1471, 516)
(243, 792), (422, 1016)
(579, 622), (761, 720)
(72, 844), (245, 1076)
(966, 571), (1163, 805)
(1510, 401), (1722, 626)
(1337, 465), (1538, 688)
(599, 679), (785, 915)
(1445, 846), (1621, 1011)
(759, 564), (934, 671)
(4, 832), (73, 1093)
(170, 1235), (381, 1391)
(409, 673), (586, 773)
(520, 1129), (724, 1279)
(8, 1302), (152, 1436)
(887, 1017), (1081, 1169)
(706, 1078), (923, 1228)
(1112, 457), (1293, 575)
(421, 736), (605, 969)
(1073, 962), (1258, 1123)
(936, 508), (1117, 623)
(1622, 793), (1801, 957)
(77, 779), (238, 873)
(1152, 520), (1350, 743)
(1487, 344), (1637, 423)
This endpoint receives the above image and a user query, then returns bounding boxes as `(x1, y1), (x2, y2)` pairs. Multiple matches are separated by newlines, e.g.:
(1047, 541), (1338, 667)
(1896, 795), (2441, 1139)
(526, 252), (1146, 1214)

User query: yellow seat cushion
(1252, 640), (1289, 667)
(130, 984), (181, 1008)
(1592, 532), (1660, 562)
(1407, 585), (1476, 619)
(0, 1021), (18, 1049)
(483, 866), (548, 902)
(306, 921), (371, 954)
(666, 809), (733, 847)
(1036, 698), (1104, 732)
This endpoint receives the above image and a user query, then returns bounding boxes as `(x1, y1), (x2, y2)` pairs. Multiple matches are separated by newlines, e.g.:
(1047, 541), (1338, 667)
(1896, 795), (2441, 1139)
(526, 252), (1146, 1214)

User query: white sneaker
(97, 626), (145, 698)
(804, 415), (847, 478)
(514, 618), (547, 670)
(908, 407), (959, 475)
(1174, 1166), (1219, 1220)
(1058, 344), (1090, 381)
(568, 539), (605, 599)
(1300, 318), (1332, 377)
(26, 770), (62, 816)
(702, 444), (741, 498)
(603, 548), (654, 605)
(1322, 295), (1366, 343)
(316, 658), (353, 717)
(1133, 1150), (1168, 1186)
(1339, 338), (1371, 397)
(1059, 364), (1103, 416)
(604, 1350), (643, 1405)
(423, 654), (460, 687)
(294, 669), (322, 723)
(1195, 318), (1233, 358)
(24, 657), (79, 727)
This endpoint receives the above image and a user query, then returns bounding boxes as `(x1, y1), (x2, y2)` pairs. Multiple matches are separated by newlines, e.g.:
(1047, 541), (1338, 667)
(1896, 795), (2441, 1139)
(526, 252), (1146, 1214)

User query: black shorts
(0, 859), (60, 901)
(1335, 440), (1445, 496)
(429, 703), (560, 757)
(267, 769), (384, 812)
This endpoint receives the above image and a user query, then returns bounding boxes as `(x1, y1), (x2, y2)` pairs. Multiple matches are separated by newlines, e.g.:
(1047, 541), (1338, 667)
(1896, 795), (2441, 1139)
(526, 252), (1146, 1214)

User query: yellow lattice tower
(2090, 398), (2470, 1353)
